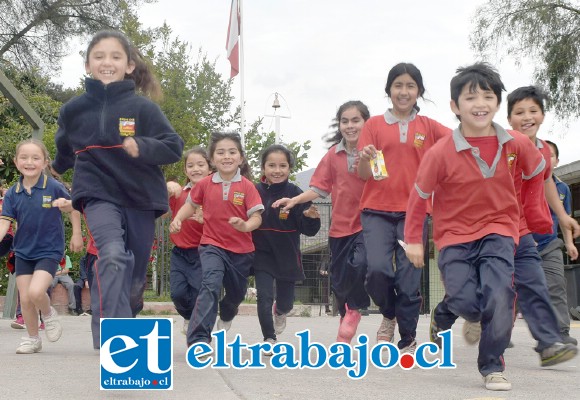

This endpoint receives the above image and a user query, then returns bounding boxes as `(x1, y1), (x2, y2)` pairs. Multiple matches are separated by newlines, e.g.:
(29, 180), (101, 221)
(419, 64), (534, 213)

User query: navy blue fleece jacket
(52, 78), (183, 217)
(252, 178), (321, 281)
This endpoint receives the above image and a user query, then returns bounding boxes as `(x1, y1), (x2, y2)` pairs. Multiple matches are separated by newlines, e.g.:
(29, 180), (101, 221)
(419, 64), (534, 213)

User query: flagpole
(239, 0), (245, 145)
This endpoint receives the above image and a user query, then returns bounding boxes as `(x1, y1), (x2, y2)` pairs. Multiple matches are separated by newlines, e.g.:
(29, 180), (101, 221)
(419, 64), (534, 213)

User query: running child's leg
(125, 208), (156, 317)
(255, 270), (276, 340)
(219, 250), (253, 325)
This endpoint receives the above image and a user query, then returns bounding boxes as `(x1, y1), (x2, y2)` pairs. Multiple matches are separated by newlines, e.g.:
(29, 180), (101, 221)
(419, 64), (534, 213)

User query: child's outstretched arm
(296, 204), (322, 237)
(169, 202), (197, 233)
(167, 181), (182, 198)
(545, 178), (580, 239)
(229, 211), (263, 233)
(52, 114), (76, 175)
(0, 219), (11, 243)
(358, 144), (377, 181)
(404, 189), (428, 268)
(69, 210), (84, 253)
(52, 198), (74, 212)
(273, 189), (320, 212)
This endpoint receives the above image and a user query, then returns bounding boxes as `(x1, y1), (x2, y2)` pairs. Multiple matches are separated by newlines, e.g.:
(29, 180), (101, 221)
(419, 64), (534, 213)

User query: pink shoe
(39, 322), (45, 331)
(336, 307), (361, 344)
(11, 315), (25, 329)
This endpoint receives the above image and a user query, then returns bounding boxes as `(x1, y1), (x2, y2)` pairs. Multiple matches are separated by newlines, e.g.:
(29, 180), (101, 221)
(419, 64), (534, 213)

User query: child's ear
(125, 60), (136, 75)
(450, 99), (460, 116)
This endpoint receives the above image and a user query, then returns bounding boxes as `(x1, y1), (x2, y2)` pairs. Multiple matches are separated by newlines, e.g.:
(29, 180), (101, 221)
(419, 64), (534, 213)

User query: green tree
(0, 65), (62, 183)
(244, 118), (311, 181)
(471, 0), (580, 119)
(0, 0), (155, 74)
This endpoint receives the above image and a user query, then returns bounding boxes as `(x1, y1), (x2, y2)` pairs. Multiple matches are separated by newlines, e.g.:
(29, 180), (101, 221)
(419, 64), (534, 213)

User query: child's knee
(27, 288), (49, 305)
(447, 296), (480, 321)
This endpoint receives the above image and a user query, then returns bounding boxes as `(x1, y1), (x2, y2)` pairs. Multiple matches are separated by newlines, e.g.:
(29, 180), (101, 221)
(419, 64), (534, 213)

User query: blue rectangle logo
(100, 318), (173, 390)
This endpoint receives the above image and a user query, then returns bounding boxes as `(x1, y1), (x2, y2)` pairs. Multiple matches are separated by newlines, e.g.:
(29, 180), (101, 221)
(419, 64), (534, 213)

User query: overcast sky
(58, 0), (580, 169)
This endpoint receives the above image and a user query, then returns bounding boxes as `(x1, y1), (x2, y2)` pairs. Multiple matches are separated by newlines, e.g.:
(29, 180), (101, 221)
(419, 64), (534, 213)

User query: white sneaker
(274, 312), (287, 335)
(182, 319), (189, 336)
(377, 317), (397, 343)
(462, 320), (481, 346)
(16, 336), (42, 354)
(263, 338), (277, 356)
(217, 318), (232, 332)
(484, 371), (512, 391)
(400, 340), (417, 355)
(43, 306), (62, 342)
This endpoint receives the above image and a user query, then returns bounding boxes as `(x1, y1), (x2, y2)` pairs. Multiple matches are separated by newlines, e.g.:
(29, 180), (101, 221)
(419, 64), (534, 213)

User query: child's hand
(190, 207), (204, 224)
(52, 198), (74, 212)
(167, 181), (182, 198)
(360, 145), (377, 161)
(405, 243), (425, 268)
(229, 217), (247, 232)
(169, 219), (182, 233)
(566, 242), (579, 261)
(123, 137), (139, 158)
(561, 215), (580, 239)
(273, 197), (296, 212)
(303, 205), (320, 219)
(69, 234), (84, 253)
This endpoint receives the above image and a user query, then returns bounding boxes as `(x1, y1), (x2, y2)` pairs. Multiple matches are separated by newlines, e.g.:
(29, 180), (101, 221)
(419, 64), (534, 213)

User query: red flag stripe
(226, 0), (240, 78)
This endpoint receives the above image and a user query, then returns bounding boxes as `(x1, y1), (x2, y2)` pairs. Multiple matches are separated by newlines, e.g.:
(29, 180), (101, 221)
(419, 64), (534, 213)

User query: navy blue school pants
(170, 246), (202, 321)
(255, 270), (295, 341)
(434, 234), (562, 353)
(438, 234), (515, 376)
(73, 253), (96, 312)
(84, 199), (156, 349)
(328, 232), (370, 317)
(361, 210), (424, 349)
(511, 234), (562, 350)
(187, 245), (253, 346)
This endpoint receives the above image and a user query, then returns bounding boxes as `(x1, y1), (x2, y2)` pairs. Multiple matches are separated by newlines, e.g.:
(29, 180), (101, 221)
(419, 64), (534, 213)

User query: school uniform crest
(42, 195), (52, 208)
(279, 209), (290, 220)
(413, 132), (426, 148)
(507, 153), (517, 168)
(119, 118), (136, 136)
(233, 192), (245, 206)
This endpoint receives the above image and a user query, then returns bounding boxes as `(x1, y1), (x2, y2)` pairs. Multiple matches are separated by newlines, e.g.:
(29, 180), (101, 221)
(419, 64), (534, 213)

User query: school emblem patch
(279, 209), (290, 220)
(233, 192), (245, 206)
(119, 118), (136, 137)
(42, 195), (52, 208)
(507, 153), (517, 168)
(413, 132), (426, 148)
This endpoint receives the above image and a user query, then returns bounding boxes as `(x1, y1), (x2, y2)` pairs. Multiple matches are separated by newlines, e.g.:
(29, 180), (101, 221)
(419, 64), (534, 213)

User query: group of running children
(0, 30), (579, 392)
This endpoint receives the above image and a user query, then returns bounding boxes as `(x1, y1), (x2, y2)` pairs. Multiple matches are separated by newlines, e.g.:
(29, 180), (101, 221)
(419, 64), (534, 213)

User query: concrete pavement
(0, 311), (578, 400)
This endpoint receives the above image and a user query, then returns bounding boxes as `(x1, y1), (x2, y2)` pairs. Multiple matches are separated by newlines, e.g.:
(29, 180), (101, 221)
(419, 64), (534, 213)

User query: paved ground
(0, 310), (578, 400)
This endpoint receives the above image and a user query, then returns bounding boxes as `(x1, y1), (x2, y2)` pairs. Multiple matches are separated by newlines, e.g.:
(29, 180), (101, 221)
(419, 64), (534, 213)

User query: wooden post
(0, 68), (45, 319)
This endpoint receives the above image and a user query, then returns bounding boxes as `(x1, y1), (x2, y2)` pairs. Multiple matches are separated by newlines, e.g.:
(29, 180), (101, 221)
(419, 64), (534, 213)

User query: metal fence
(148, 205), (446, 315)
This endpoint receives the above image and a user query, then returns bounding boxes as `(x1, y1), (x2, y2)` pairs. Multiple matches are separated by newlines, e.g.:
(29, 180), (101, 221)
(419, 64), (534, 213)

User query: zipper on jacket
(100, 86), (107, 138)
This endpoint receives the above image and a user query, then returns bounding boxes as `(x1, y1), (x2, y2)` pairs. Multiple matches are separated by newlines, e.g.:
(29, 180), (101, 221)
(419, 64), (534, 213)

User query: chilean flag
(226, 0), (240, 78)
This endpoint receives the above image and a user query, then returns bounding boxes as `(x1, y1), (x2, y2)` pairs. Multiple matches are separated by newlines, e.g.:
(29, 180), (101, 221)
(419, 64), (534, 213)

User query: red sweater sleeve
(405, 188), (428, 244)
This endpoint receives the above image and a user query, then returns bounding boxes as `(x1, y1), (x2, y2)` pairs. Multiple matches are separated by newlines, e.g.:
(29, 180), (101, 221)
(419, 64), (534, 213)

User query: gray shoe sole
(541, 345), (578, 367)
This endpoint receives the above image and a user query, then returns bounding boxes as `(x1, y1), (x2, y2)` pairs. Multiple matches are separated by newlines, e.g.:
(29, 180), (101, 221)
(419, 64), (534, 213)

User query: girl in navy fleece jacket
(253, 145), (321, 349)
(52, 30), (183, 349)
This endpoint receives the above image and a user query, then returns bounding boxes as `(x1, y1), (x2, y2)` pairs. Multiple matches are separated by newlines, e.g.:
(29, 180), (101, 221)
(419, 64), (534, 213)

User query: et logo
(100, 318), (173, 390)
